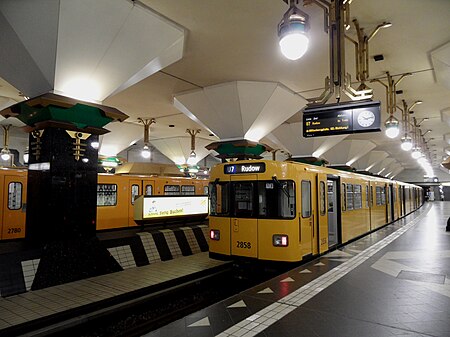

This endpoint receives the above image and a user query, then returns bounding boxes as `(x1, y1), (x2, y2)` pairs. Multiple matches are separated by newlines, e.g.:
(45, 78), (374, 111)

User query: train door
(128, 178), (141, 227)
(230, 175), (258, 258)
(300, 173), (316, 257)
(317, 173), (328, 253)
(326, 176), (340, 248)
(1, 175), (27, 239)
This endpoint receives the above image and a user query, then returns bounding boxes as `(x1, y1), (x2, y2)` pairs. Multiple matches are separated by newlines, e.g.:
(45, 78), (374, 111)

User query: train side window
(145, 185), (153, 196)
(258, 180), (295, 219)
(164, 185), (180, 195)
(327, 181), (334, 213)
(131, 184), (140, 205)
(181, 185), (195, 195)
(319, 181), (326, 216)
(346, 184), (354, 210)
(8, 182), (22, 210)
(370, 185), (374, 207)
(209, 182), (229, 216)
(381, 186), (386, 205)
(342, 183), (346, 211)
(354, 185), (362, 209)
(376, 186), (382, 205)
(203, 185), (209, 196)
(365, 185), (369, 208)
(301, 180), (311, 218)
(97, 184), (117, 206)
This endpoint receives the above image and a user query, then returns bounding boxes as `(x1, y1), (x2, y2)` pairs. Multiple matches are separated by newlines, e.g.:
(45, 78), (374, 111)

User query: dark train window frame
(353, 184), (362, 209)
(164, 185), (181, 195)
(97, 183), (118, 207)
(319, 181), (326, 216)
(131, 184), (140, 205)
(365, 185), (369, 208)
(181, 185), (196, 195)
(231, 181), (256, 218)
(301, 180), (311, 218)
(209, 182), (230, 216)
(7, 182), (22, 210)
(257, 180), (296, 220)
(145, 184), (153, 196)
(346, 184), (354, 210)
(342, 183), (347, 211)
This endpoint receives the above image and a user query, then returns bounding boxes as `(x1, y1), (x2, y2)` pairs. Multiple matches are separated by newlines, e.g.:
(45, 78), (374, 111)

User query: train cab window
(258, 180), (295, 219)
(203, 185), (209, 196)
(354, 185), (362, 209)
(319, 181), (326, 216)
(164, 185), (180, 195)
(181, 185), (195, 195)
(8, 182), (22, 210)
(209, 182), (229, 216)
(365, 185), (369, 208)
(233, 182), (255, 217)
(342, 183), (347, 211)
(301, 181), (311, 218)
(131, 184), (140, 205)
(97, 184), (117, 206)
(346, 184), (354, 210)
(145, 185), (153, 196)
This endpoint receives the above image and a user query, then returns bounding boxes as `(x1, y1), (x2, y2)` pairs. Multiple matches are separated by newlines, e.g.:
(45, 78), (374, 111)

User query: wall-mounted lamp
(278, 0), (310, 60)
(1, 125), (11, 161)
(138, 118), (156, 160)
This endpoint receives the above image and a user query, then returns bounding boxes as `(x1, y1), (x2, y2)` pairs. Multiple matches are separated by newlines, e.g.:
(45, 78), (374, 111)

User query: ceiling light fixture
(1, 125), (12, 162)
(385, 115), (400, 138)
(278, 0), (310, 60)
(186, 129), (200, 165)
(138, 118), (156, 160)
(400, 136), (413, 151)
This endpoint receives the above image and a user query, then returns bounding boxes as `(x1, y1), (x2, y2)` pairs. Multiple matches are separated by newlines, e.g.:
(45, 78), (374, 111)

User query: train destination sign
(224, 163), (266, 174)
(303, 100), (381, 137)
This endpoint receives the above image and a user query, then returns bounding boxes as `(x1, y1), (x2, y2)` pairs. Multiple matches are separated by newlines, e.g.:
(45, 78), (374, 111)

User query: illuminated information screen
(142, 196), (208, 219)
(303, 101), (381, 137)
(224, 163), (266, 174)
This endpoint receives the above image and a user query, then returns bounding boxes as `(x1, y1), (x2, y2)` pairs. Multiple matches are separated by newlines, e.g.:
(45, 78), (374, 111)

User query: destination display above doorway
(303, 100), (381, 137)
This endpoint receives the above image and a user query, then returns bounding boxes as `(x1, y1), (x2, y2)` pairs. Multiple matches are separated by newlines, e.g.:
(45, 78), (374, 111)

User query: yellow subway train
(208, 160), (423, 262)
(0, 168), (209, 240)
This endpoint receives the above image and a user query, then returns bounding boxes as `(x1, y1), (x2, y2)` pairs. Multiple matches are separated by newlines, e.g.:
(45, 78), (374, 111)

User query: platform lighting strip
(216, 207), (430, 337)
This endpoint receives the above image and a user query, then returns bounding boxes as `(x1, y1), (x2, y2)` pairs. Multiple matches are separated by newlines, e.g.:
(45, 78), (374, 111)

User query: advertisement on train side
(142, 196), (209, 219)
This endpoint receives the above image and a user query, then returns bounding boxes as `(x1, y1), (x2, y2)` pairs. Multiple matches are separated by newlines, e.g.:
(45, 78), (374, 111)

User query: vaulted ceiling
(1, 0), (449, 181)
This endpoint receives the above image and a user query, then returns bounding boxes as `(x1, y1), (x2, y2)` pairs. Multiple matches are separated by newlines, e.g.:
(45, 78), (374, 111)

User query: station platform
(148, 202), (450, 337)
(0, 252), (229, 336)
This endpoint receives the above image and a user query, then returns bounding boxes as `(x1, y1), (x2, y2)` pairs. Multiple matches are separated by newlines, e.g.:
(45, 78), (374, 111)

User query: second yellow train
(0, 168), (208, 240)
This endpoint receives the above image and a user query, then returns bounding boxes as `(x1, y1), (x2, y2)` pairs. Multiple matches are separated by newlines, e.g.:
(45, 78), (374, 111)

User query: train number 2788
(236, 241), (251, 249)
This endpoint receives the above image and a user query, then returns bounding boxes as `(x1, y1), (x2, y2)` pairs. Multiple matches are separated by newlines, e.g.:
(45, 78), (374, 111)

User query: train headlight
(273, 234), (289, 247)
(210, 229), (220, 241)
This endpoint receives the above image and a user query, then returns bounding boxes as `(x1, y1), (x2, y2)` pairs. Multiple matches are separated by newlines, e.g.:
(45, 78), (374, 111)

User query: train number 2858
(236, 241), (251, 249)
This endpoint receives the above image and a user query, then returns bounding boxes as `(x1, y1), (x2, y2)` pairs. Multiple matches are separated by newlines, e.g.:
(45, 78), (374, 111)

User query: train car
(208, 159), (423, 263)
(0, 169), (208, 239)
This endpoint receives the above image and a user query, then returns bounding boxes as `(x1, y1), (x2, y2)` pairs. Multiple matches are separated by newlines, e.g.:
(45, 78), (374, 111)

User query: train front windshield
(209, 180), (296, 219)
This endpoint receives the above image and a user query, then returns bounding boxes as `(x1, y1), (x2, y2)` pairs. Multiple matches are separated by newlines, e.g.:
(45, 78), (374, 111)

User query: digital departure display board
(303, 100), (381, 137)
(224, 163), (266, 174)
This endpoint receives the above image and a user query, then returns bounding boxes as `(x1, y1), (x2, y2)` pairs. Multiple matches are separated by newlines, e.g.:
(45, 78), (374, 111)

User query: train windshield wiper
(272, 176), (290, 198)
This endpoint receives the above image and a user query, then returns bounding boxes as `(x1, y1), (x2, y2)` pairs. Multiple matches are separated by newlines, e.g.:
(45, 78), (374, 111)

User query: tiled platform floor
(0, 252), (228, 334)
(147, 202), (450, 337)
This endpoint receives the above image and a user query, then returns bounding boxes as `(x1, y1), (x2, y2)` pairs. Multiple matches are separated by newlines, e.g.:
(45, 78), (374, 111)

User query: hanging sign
(303, 100), (381, 137)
